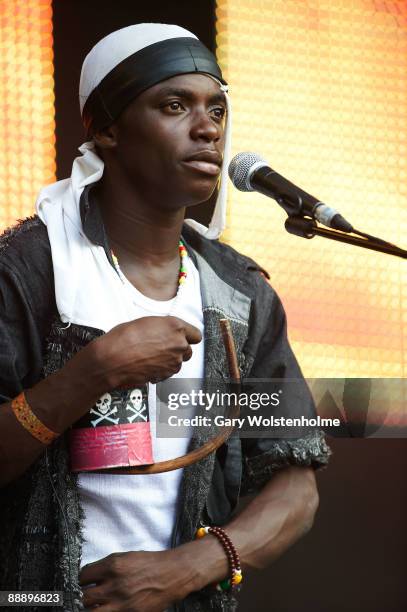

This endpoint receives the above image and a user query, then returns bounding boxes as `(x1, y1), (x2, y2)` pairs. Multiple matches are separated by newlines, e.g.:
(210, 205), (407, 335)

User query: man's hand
(90, 316), (202, 390)
(79, 548), (198, 612)
(78, 468), (319, 611)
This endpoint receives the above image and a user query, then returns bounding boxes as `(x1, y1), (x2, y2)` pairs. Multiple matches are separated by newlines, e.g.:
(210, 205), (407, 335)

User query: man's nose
(190, 109), (222, 142)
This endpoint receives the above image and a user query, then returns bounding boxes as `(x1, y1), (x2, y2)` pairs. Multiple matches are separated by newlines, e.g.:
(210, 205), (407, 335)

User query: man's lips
(182, 160), (221, 176)
(182, 151), (222, 176)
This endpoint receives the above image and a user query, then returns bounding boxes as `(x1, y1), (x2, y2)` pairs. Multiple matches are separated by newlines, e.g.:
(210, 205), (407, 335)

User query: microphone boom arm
(284, 216), (407, 260)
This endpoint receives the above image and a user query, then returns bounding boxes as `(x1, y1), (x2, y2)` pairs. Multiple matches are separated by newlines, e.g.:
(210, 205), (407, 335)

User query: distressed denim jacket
(0, 205), (330, 612)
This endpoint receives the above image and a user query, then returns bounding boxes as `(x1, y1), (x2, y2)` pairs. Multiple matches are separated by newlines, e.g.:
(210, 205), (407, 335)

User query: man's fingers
(79, 562), (107, 586)
(167, 316), (202, 345)
(183, 322), (202, 345)
(182, 345), (193, 362)
(81, 583), (108, 608)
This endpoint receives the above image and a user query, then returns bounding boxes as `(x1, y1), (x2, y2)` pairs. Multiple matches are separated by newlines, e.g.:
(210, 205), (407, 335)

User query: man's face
(106, 73), (227, 210)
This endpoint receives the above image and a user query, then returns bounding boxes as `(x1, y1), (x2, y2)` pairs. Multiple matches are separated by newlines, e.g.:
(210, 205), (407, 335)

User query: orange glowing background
(216, 0), (407, 381)
(0, 0), (55, 232)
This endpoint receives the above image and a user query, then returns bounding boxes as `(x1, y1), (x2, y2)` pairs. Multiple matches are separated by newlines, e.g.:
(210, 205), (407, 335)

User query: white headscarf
(35, 24), (231, 329)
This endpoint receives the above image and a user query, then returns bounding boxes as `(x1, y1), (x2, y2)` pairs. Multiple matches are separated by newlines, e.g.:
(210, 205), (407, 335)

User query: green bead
(219, 579), (231, 591)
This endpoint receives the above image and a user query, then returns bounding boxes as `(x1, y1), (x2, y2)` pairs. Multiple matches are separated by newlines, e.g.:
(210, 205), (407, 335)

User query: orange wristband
(11, 391), (60, 445)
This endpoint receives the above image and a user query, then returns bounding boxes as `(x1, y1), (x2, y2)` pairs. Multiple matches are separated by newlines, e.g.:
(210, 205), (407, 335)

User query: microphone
(228, 152), (353, 233)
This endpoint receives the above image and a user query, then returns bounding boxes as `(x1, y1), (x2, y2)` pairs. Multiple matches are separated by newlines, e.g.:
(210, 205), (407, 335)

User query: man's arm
(0, 316), (201, 487)
(185, 465), (318, 581)
(79, 465), (318, 611)
(0, 347), (108, 487)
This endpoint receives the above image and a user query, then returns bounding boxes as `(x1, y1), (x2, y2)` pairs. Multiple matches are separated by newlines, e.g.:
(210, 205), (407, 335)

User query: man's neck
(93, 174), (185, 265)
(92, 174), (186, 300)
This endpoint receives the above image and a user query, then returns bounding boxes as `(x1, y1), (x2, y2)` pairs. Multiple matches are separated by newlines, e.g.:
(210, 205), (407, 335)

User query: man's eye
(211, 107), (226, 120)
(167, 101), (183, 111)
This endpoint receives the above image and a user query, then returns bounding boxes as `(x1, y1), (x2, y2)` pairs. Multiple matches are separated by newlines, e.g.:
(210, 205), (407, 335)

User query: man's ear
(92, 124), (118, 150)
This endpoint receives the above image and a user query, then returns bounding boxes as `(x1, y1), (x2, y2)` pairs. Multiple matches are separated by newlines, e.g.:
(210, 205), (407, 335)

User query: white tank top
(78, 254), (204, 567)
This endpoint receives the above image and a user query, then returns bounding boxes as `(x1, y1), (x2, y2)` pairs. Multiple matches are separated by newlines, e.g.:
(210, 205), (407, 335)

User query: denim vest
(0, 221), (330, 612)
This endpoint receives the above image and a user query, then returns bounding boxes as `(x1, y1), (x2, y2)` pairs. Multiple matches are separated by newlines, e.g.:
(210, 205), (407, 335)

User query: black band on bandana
(82, 37), (226, 134)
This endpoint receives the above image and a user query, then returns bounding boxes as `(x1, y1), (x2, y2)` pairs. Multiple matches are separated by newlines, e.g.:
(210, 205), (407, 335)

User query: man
(0, 24), (330, 612)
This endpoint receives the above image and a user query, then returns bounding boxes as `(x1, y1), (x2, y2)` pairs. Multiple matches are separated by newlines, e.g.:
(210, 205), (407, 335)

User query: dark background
(52, 2), (407, 610)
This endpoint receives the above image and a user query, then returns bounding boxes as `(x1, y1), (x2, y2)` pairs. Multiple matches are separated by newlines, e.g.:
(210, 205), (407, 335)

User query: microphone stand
(284, 216), (407, 260)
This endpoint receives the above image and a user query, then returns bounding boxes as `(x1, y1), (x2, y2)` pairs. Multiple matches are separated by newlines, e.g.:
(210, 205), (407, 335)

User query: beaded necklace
(111, 239), (188, 300)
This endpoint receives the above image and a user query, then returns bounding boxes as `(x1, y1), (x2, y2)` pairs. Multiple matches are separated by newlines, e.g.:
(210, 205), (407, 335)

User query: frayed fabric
(0, 218), (331, 612)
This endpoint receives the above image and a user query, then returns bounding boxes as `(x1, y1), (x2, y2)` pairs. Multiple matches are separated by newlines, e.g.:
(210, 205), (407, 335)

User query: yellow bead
(196, 528), (206, 538)
(232, 573), (242, 585)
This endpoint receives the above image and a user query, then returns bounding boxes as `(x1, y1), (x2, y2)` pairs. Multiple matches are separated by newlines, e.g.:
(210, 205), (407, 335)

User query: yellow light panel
(0, 0), (55, 232)
(216, 0), (407, 380)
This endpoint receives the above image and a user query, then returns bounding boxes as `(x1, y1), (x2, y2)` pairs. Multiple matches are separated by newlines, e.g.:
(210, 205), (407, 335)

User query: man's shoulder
(0, 215), (48, 251)
(0, 215), (53, 304)
(0, 215), (51, 269)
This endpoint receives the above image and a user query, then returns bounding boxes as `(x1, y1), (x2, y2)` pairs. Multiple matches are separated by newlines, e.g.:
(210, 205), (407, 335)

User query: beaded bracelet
(11, 391), (60, 446)
(196, 525), (243, 591)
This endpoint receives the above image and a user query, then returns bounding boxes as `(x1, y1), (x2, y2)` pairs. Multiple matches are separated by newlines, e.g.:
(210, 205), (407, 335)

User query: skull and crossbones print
(89, 388), (148, 427)
(90, 392), (120, 426)
(125, 388), (147, 423)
